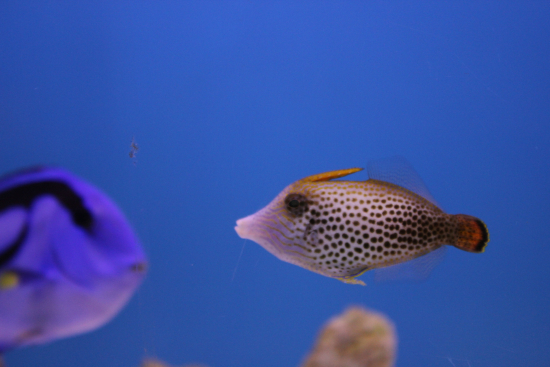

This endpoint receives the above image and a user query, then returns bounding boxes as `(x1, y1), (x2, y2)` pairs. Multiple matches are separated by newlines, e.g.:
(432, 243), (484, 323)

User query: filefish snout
(234, 217), (252, 238)
(235, 188), (300, 263)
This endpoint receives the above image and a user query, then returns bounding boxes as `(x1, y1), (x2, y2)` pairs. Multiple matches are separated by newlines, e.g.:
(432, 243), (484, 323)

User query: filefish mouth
(235, 214), (288, 262)
(235, 213), (292, 261)
(234, 216), (253, 240)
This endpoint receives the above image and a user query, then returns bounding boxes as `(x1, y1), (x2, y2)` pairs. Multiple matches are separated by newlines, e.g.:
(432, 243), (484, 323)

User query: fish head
(235, 180), (312, 265)
(235, 168), (368, 282)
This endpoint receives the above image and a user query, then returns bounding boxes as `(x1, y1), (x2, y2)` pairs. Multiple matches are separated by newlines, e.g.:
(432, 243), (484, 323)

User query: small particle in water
(129, 136), (139, 159)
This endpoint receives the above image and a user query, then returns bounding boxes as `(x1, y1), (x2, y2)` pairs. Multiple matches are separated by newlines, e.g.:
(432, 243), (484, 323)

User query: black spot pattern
(282, 181), (454, 278)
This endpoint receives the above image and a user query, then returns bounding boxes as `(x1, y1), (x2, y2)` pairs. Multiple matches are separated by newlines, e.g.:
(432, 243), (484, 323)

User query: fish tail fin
(453, 214), (489, 253)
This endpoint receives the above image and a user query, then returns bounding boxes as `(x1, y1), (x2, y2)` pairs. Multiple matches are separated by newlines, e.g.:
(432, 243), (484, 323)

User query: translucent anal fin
(367, 156), (439, 207)
(374, 246), (446, 283)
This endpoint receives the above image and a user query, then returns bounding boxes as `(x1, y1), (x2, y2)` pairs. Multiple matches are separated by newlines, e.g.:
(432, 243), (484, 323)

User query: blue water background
(1, 2), (549, 366)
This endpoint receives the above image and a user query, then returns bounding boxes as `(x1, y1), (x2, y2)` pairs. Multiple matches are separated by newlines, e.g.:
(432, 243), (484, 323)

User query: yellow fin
(338, 277), (366, 286)
(0, 271), (19, 290)
(301, 168), (363, 183)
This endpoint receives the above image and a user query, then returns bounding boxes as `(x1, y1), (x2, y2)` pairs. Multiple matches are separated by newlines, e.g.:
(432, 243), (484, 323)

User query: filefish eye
(285, 193), (308, 217)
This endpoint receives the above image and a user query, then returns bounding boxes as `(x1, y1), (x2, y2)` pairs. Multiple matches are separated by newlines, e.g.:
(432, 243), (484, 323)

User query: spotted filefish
(234, 157), (489, 285)
(0, 167), (147, 352)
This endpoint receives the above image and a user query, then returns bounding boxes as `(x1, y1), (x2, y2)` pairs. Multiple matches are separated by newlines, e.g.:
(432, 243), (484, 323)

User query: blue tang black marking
(0, 167), (147, 352)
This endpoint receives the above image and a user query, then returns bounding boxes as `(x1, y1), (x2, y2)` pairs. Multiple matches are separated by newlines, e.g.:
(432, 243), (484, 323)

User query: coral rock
(301, 306), (396, 367)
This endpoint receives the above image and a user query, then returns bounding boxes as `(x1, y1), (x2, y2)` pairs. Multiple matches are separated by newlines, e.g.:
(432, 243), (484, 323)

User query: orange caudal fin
(453, 214), (489, 253)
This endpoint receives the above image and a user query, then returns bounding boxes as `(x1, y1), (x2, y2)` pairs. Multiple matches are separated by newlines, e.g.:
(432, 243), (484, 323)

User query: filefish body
(0, 167), (147, 352)
(235, 159), (489, 285)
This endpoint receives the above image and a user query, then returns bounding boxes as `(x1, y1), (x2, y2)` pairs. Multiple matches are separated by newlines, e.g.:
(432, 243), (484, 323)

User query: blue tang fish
(0, 167), (147, 352)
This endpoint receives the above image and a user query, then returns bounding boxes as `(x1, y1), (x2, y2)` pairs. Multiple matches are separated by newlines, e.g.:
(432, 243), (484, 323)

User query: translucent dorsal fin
(367, 156), (439, 207)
